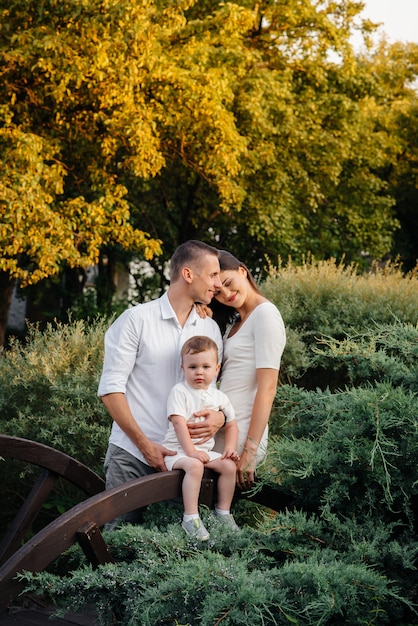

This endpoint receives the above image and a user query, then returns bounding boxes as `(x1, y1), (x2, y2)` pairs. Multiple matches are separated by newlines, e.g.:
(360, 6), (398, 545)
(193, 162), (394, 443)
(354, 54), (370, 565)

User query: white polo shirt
(98, 292), (223, 465)
(163, 381), (236, 453)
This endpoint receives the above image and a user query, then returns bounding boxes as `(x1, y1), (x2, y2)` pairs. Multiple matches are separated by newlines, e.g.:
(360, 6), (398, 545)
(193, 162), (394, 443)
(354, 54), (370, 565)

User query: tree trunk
(0, 272), (16, 348)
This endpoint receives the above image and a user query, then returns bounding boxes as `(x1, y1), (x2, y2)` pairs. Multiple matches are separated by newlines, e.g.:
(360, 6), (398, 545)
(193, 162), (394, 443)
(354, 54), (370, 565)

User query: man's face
(190, 254), (222, 304)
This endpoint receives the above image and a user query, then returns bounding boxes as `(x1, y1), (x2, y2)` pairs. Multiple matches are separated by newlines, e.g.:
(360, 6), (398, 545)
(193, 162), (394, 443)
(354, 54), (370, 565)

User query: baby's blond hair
(181, 336), (218, 361)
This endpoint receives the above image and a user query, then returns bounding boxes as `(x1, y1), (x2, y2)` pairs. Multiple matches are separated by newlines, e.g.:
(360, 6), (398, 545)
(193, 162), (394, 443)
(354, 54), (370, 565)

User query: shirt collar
(160, 291), (175, 320)
(160, 292), (197, 325)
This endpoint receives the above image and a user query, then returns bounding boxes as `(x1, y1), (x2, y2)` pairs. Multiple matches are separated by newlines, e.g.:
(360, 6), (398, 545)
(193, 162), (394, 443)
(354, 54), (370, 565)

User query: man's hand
(142, 441), (176, 472)
(188, 409), (224, 443)
(101, 393), (175, 472)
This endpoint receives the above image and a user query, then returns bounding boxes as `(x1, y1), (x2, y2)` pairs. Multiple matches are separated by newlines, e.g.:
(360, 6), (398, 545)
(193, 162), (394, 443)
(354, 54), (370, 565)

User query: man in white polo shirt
(98, 240), (225, 525)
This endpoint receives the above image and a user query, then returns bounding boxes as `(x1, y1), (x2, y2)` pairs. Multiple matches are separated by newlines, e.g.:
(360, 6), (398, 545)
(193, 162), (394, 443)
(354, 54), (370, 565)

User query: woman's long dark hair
(210, 250), (263, 335)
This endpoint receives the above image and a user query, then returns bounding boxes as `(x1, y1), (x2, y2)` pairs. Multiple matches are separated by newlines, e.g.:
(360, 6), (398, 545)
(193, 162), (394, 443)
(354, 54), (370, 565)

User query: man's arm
(187, 409), (224, 442)
(101, 392), (175, 471)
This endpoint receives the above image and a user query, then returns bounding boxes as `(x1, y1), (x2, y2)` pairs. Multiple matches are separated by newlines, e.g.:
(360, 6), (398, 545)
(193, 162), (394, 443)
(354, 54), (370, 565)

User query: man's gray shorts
(104, 443), (156, 530)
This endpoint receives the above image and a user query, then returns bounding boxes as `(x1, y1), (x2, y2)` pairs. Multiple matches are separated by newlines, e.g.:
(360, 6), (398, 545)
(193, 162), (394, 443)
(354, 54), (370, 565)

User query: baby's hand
(222, 449), (240, 462)
(190, 450), (210, 463)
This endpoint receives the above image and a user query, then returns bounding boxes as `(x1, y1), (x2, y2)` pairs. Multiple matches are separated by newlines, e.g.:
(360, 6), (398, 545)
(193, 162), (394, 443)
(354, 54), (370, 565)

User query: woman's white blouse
(214, 302), (286, 461)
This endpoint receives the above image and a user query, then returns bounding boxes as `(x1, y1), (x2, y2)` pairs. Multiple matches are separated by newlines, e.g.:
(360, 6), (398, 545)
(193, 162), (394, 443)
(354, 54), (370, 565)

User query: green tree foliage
(373, 41), (418, 271)
(0, 0), (254, 338)
(126, 0), (418, 271)
(2, 0), (418, 337)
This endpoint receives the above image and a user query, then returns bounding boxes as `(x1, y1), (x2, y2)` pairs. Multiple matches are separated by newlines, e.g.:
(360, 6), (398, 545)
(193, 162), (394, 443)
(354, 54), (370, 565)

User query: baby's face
(182, 349), (220, 389)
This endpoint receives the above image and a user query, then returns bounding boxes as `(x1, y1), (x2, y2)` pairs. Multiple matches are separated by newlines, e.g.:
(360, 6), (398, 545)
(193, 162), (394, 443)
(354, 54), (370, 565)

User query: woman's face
(214, 266), (248, 309)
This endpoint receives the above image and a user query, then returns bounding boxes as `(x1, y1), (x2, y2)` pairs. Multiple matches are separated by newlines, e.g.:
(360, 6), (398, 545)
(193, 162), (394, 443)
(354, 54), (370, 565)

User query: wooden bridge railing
(0, 435), (105, 567)
(0, 435), (291, 612)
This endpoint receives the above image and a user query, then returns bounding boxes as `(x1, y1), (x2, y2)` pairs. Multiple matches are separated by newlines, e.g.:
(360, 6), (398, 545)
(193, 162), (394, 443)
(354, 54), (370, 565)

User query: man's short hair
(170, 240), (219, 282)
(181, 336), (219, 361)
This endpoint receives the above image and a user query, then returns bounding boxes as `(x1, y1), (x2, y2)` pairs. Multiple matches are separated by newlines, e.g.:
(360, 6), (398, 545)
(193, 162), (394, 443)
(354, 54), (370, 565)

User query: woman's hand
(236, 445), (257, 489)
(195, 303), (213, 319)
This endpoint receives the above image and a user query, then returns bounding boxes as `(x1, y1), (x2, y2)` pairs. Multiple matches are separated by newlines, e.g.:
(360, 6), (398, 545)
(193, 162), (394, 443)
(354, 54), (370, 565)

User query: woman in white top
(211, 250), (286, 490)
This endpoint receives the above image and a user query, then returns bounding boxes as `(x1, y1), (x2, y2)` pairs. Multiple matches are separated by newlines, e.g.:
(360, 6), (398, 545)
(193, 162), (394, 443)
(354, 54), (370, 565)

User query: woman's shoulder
(251, 301), (285, 334)
(253, 300), (282, 320)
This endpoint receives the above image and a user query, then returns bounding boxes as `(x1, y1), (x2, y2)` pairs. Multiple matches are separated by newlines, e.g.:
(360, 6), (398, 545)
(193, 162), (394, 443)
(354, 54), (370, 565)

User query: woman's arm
(236, 368), (278, 488)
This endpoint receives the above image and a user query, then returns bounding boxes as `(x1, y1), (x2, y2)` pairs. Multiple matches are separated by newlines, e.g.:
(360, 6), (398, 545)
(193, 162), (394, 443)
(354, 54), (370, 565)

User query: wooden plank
(0, 471), (184, 611)
(0, 436), (292, 614)
(0, 435), (106, 568)
(76, 522), (114, 567)
(0, 436), (105, 495)
(0, 606), (98, 625)
(242, 484), (294, 511)
(199, 471), (216, 508)
(0, 470), (58, 566)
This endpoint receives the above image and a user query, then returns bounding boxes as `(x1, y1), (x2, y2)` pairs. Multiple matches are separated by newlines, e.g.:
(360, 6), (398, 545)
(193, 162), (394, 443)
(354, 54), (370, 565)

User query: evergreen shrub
(264, 257), (418, 337)
(0, 317), (109, 467)
(21, 510), (414, 626)
(268, 382), (418, 525)
(263, 257), (418, 385)
(1, 260), (418, 624)
(310, 320), (418, 390)
(0, 318), (110, 533)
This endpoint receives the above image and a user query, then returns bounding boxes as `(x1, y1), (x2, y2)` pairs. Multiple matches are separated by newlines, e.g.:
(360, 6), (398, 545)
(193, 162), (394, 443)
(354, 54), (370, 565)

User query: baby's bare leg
(172, 456), (205, 515)
(206, 457), (236, 510)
